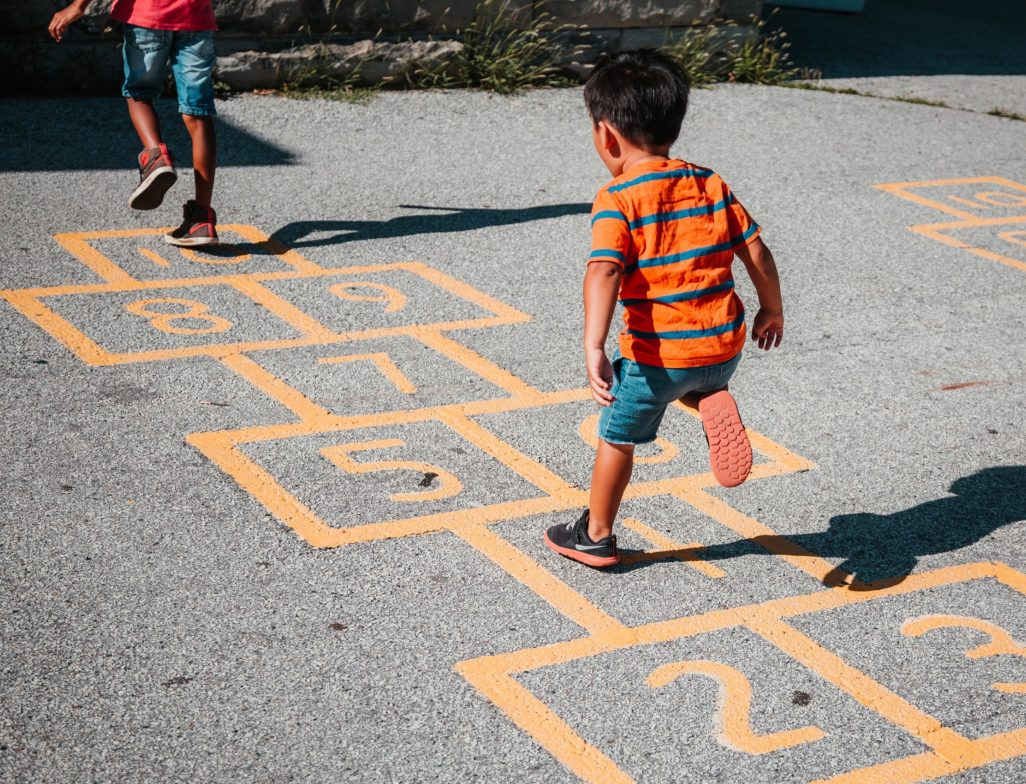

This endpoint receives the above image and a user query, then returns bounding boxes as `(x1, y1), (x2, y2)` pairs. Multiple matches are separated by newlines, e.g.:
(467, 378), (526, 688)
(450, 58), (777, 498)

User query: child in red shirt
(49, 0), (221, 246)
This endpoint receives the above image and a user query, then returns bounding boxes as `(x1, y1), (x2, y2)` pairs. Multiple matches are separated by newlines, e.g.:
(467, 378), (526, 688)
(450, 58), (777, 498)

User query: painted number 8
(124, 297), (234, 335)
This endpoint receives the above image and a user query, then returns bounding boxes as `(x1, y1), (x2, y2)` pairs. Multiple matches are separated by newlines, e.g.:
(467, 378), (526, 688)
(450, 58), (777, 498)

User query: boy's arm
(584, 261), (623, 406)
(49, 0), (92, 42)
(735, 236), (783, 350)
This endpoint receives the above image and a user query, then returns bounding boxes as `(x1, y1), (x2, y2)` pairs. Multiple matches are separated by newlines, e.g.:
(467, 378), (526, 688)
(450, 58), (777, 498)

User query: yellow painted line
(137, 247), (171, 268)
(911, 223), (1026, 273)
(230, 277), (338, 339)
(0, 289), (114, 366)
(409, 261), (533, 325)
(318, 352), (417, 394)
(414, 329), (543, 399)
(437, 409), (580, 500)
(815, 728), (1026, 783)
(618, 517), (726, 578)
(222, 224), (324, 274)
(469, 563), (1006, 677)
(456, 524), (626, 635)
(219, 353), (333, 421)
(749, 615), (986, 767)
(455, 657), (634, 784)
(52, 230), (148, 284)
(874, 177), (1026, 220)
(674, 487), (849, 587)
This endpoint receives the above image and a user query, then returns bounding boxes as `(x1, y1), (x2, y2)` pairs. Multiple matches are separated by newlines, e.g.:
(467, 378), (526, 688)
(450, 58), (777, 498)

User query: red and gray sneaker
(165, 200), (219, 247)
(128, 144), (177, 210)
(544, 510), (620, 568)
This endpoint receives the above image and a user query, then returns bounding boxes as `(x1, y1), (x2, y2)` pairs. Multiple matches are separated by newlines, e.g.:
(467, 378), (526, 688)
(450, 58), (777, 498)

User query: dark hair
(583, 49), (691, 150)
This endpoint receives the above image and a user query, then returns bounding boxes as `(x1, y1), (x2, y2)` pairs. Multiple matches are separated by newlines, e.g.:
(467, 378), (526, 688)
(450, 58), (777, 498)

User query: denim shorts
(598, 351), (742, 445)
(122, 25), (216, 116)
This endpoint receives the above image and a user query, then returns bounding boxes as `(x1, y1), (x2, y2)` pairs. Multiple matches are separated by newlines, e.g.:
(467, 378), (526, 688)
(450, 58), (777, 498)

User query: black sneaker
(128, 144), (177, 210)
(544, 510), (619, 568)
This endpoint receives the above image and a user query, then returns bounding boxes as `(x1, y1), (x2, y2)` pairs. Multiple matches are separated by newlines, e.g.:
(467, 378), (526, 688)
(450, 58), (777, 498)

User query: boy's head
(584, 49), (690, 170)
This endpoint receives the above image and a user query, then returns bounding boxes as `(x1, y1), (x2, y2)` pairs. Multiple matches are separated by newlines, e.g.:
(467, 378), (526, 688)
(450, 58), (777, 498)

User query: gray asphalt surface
(2, 84), (1025, 783)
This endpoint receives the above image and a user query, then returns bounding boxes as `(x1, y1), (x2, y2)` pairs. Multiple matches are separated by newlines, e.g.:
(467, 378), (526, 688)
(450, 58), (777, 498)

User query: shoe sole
(129, 167), (177, 211)
(163, 234), (219, 248)
(543, 531), (620, 568)
(698, 389), (753, 488)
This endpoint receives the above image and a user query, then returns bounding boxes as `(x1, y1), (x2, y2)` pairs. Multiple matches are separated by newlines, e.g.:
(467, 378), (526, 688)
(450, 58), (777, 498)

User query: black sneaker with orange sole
(165, 200), (219, 247)
(544, 510), (619, 568)
(129, 144), (177, 211)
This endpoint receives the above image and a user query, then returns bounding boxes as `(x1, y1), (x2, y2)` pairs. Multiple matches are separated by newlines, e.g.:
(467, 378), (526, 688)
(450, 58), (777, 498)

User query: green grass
(988, 107), (1026, 121)
(892, 95), (949, 108)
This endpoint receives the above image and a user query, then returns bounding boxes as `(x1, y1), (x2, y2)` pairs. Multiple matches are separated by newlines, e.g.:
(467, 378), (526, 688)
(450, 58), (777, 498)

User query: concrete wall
(1, 0), (762, 91)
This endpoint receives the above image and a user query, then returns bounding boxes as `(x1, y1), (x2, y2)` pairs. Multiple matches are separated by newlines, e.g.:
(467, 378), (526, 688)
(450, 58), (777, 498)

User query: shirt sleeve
(721, 180), (762, 248)
(588, 188), (632, 268)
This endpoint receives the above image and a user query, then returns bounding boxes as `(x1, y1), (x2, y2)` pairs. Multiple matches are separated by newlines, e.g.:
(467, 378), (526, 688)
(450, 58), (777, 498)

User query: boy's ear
(596, 121), (620, 155)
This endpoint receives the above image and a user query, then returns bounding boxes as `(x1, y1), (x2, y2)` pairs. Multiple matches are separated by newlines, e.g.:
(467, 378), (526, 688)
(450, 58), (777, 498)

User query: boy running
(49, 0), (221, 246)
(545, 50), (784, 568)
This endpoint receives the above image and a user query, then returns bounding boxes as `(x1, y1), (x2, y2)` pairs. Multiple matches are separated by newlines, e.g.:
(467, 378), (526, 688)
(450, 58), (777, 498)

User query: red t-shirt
(111, 0), (217, 31)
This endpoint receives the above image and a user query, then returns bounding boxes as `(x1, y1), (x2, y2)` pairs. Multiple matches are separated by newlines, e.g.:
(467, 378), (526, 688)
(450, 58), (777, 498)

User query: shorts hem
(123, 89), (160, 101)
(178, 105), (216, 117)
(598, 433), (657, 446)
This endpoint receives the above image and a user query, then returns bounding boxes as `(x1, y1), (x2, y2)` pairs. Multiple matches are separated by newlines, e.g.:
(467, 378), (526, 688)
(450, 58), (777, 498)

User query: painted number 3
(125, 297), (234, 335)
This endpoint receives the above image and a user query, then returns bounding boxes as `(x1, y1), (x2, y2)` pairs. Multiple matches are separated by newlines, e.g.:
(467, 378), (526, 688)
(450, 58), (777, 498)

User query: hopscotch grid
(877, 176), (1026, 273)
(12, 223), (1026, 784)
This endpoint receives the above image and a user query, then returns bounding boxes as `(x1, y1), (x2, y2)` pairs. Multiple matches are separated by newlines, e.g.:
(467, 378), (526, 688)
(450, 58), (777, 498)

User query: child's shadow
(625, 466), (1026, 590)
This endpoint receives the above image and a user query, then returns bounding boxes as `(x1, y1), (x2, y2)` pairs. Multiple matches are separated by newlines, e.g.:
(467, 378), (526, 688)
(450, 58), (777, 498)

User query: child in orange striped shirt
(545, 50), (784, 569)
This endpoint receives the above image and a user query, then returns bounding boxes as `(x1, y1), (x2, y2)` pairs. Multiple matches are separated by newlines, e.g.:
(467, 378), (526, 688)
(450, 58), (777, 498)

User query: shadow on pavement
(620, 465), (1026, 589)
(271, 203), (593, 248)
(771, 0), (1026, 78)
(0, 97), (293, 171)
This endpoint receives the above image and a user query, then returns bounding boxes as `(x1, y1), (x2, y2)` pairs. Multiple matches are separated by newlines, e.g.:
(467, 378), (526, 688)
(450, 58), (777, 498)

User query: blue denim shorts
(122, 25), (216, 116)
(598, 351), (742, 445)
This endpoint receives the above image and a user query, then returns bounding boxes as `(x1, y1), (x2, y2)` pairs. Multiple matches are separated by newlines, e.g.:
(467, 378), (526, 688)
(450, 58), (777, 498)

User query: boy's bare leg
(126, 98), (163, 149)
(588, 440), (634, 540)
(182, 114), (216, 208)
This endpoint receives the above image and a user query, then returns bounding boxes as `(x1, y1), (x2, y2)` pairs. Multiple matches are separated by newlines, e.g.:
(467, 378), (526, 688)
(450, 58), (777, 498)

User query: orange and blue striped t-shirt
(589, 159), (761, 368)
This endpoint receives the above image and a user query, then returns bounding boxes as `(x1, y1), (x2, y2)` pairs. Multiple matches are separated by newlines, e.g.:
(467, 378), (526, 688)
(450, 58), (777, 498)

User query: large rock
(327, 0), (533, 34)
(215, 38), (464, 89)
(213, 0), (318, 34)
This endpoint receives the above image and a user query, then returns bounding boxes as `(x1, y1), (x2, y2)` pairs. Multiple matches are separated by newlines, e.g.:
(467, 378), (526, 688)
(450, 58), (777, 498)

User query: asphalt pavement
(2, 83), (1025, 783)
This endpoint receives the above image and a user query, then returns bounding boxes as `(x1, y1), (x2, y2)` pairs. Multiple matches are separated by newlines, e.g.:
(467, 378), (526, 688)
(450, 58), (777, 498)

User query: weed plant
(276, 0), (379, 102)
(405, 0), (580, 94)
(664, 12), (801, 87)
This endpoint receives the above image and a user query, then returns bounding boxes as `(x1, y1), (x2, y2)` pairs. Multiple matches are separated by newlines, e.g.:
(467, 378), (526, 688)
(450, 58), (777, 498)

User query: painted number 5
(322, 438), (461, 502)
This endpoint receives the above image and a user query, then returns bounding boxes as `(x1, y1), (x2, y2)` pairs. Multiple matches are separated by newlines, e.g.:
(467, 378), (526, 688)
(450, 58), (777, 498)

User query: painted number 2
(647, 660), (825, 754)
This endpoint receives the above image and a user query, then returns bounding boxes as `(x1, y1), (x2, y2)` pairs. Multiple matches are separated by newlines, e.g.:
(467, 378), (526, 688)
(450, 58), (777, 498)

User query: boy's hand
(586, 347), (615, 406)
(49, 4), (86, 42)
(752, 307), (784, 350)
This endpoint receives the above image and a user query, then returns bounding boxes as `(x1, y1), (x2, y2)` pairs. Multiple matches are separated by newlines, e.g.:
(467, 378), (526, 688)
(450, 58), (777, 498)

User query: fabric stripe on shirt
(590, 248), (628, 262)
(627, 196), (733, 230)
(591, 210), (629, 225)
(620, 280), (734, 306)
(607, 166), (714, 194)
(626, 312), (746, 340)
(625, 224), (759, 272)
